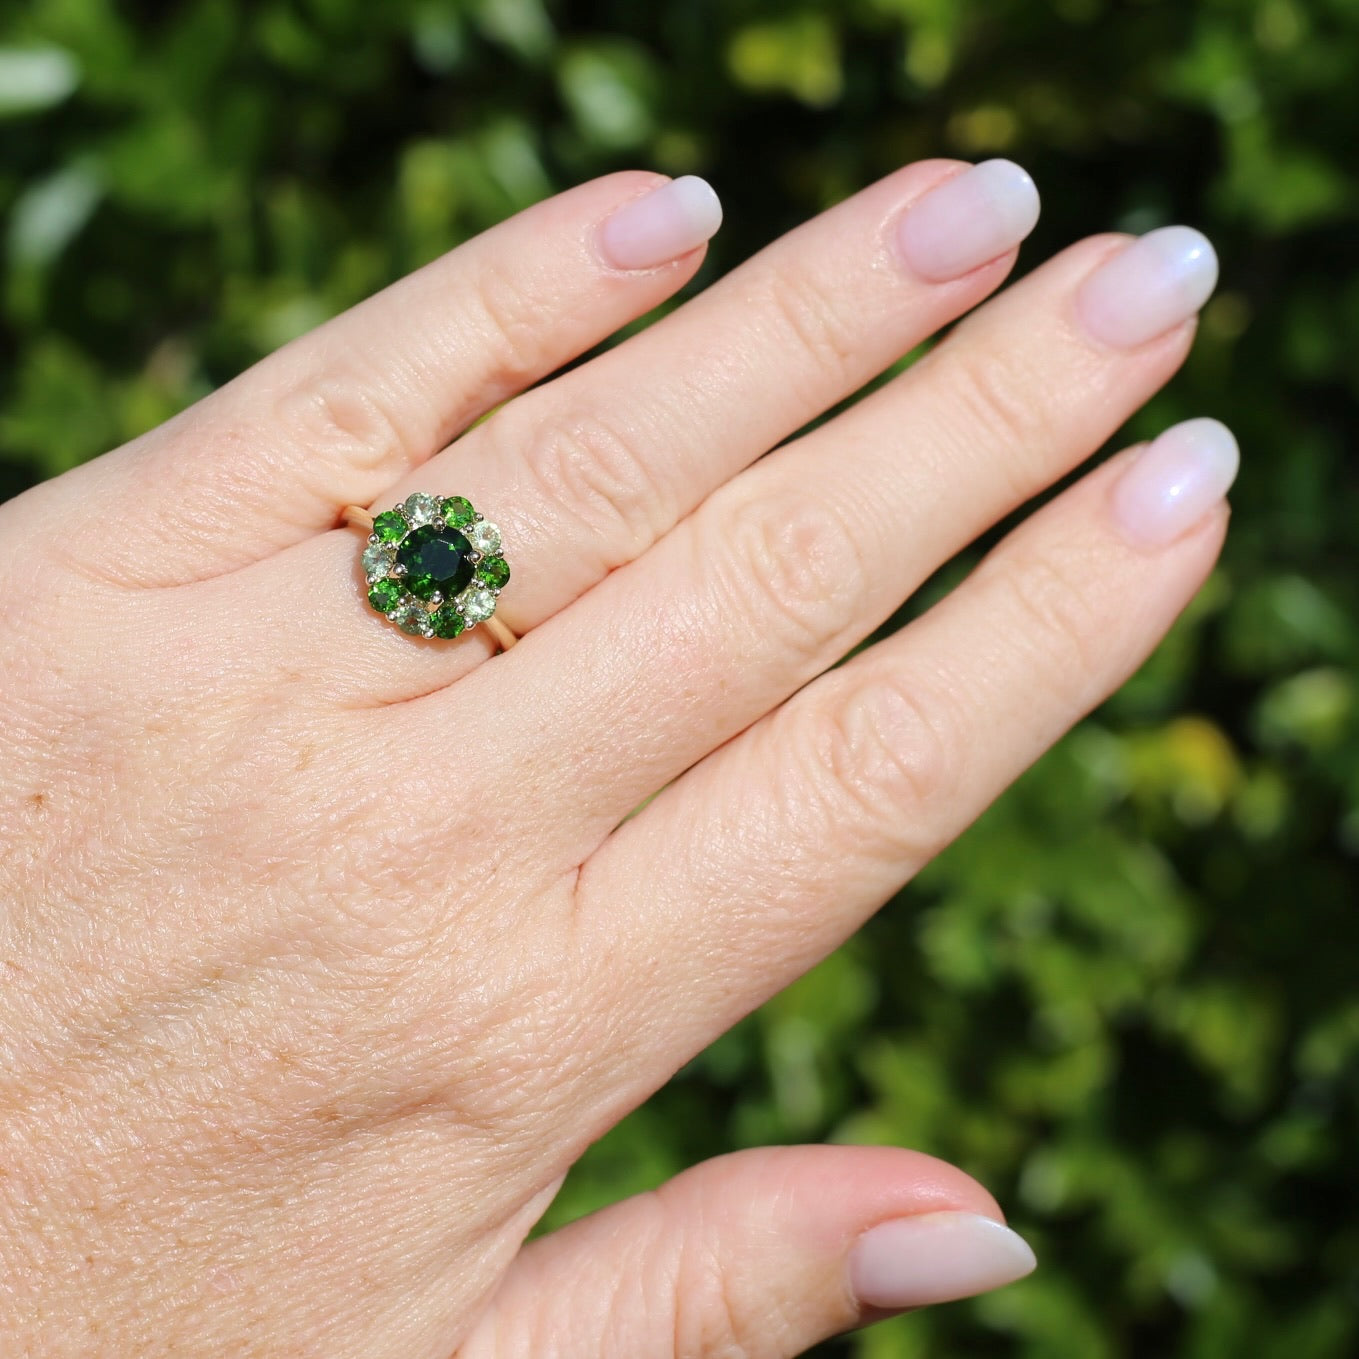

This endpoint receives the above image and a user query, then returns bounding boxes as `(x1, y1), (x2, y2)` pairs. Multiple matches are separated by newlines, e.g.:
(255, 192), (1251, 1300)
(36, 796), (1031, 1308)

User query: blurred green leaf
(0, 46), (79, 116)
(727, 13), (842, 107)
(6, 159), (102, 268)
(558, 39), (658, 150)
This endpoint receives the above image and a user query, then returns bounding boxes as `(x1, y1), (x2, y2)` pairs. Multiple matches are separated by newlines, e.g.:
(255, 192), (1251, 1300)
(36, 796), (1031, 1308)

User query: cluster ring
(343, 493), (517, 651)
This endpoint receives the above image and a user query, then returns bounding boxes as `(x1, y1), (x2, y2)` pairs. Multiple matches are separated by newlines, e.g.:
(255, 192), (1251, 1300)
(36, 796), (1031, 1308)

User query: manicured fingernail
(1076, 225), (1218, 348)
(848, 1211), (1037, 1311)
(598, 176), (723, 271)
(1111, 417), (1239, 548)
(897, 159), (1040, 283)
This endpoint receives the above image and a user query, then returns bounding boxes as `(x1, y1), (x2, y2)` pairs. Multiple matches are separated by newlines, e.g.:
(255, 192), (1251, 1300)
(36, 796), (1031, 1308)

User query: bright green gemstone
(368, 578), (403, 613)
(476, 554), (510, 589)
(432, 605), (466, 638)
(442, 496), (475, 527)
(372, 510), (407, 543)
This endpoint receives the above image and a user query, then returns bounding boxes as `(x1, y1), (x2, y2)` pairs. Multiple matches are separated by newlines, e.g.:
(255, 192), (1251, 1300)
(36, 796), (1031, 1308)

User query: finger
(67, 172), (722, 585)
(566, 422), (1236, 1111)
(253, 158), (1040, 700)
(437, 225), (1217, 856)
(457, 1145), (1036, 1359)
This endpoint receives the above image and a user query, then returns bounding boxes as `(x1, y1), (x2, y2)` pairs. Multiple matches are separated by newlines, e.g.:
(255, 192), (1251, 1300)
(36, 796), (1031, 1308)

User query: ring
(343, 494), (518, 651)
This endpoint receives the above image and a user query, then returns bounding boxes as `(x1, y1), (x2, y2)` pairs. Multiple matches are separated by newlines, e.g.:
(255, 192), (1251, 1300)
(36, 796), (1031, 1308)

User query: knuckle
(991, 544), (1105, 691)
(670, 1222), (770, 1359)
(717, 486), (866, 663)
(468, 258), (550, 379)
(806, 669), (964, 854)
(763, 265), (862, 381)
(512, 401), (672, 557)
(939, 341), (1055, 479)
(274, 362), (408, 483)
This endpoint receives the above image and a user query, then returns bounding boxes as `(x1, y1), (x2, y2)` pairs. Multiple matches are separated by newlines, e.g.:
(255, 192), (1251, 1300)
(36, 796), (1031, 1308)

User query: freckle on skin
(29, 792), (46, 809)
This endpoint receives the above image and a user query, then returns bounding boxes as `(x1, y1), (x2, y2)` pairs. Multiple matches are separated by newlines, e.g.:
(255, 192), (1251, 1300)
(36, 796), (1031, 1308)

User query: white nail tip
(898, 159), (1040, 282)
(1076, 224), (1220, 348)
(848, 1211), (1038, 1311)
(1111, 416), (1240, 548)
(599, 175), (723, 271)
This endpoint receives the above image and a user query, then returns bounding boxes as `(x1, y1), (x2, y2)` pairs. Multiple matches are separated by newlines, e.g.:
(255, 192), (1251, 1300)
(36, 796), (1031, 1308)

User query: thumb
(459, 1143), (1036, 1358)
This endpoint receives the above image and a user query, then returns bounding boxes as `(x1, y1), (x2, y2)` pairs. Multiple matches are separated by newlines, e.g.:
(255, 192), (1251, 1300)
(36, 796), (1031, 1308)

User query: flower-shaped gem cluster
(361, 493), (510, 639)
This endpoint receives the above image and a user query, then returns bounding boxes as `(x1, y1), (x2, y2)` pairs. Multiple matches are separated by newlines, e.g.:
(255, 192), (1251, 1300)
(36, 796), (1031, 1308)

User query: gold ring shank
(342, 504), (518, 652)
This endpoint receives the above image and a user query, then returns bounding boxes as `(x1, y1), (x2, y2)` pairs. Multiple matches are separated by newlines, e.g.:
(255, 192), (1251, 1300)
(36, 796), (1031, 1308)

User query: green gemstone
(442, 496), (476, 527)
(372, 510), (407, 543)
(432, 605), (466, 638)
(476, 554), (510, 589)
(396, 524), (475, 601)
(394, 602), (431, 636)
(367, 578), (403, 613)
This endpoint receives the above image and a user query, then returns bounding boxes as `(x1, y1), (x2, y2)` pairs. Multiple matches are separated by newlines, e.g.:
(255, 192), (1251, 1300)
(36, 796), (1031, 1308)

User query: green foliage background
(3, 0), (1357, 1353)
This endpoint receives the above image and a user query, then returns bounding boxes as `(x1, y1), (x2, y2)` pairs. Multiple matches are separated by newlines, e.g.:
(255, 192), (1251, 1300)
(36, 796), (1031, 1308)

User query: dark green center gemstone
(396, 524), (474, 601)
(367, 578), (403, 613)
(476, 554), (510, 589)
(372, 509), (407, 543)
(442, 496), (476, 527)
(431, 604), (466, 638)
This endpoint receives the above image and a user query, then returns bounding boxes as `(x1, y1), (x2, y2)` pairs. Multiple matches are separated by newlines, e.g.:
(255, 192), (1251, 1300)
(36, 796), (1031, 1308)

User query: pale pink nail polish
(1076, 225), (1218, 348)
(598, 176), (723, 271)
(897, 159), (1041, 283)
(1111, 417), (1239, 548)
(848, 1211), (1038, 1311)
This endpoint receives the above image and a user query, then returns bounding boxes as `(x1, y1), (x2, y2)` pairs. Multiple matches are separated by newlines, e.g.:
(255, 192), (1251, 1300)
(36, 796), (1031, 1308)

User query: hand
(0, 161), (1231, 1356)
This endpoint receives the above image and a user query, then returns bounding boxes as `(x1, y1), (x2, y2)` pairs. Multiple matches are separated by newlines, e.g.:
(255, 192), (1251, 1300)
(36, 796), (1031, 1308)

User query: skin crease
(0, 164), (1226, 1357)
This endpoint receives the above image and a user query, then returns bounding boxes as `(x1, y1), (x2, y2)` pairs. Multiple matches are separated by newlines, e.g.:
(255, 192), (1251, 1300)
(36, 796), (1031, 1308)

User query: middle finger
(439, 221), (1218, 874)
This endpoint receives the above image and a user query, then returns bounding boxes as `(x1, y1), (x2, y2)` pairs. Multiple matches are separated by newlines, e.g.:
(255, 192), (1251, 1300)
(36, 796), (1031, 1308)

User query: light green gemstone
(468, 520), (501, 554)
(442, 496), (475, 527)
(372, 510), (407, 543)
(476, 554), (510, 589)
(459, 585), (496, 623)
(403, 492), (440, 526)
(367, 578), (402, 613)
(393, 601), (432, 636)
(362, 543), (395, 581)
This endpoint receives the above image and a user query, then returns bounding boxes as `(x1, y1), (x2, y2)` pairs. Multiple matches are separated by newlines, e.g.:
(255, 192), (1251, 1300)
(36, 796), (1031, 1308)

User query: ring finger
(426, 219), (1220, 876)
(239, 158), (1041, 701)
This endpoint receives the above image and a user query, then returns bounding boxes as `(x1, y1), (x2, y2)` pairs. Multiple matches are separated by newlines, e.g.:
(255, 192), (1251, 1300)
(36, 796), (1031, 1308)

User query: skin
(0, 163), (1225, 1356)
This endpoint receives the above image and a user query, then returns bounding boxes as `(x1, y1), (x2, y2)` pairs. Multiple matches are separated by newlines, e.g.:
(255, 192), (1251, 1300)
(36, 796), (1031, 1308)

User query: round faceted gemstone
(392, 601), (433, 636)
(476, 554), (510, 589)
(372, 509), (407, 543)
(468, 520), (501, 554)
(367, 578), (403, 613)
(396, 524), (474, 602)
(431, 604), (466, 639)
(369, 510), (404, 540)
(442, 495), (475, 527)
(362, 543), (396, 581)
(403, 492), (441, 526)
(459, 584), (496, 624)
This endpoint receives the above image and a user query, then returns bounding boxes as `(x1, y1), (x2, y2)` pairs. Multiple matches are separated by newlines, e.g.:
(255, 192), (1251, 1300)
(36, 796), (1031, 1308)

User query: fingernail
(1111, 417), (1239, 549)
(598, 176), (723, 271)
(848, 1211), (1037, 1311)
(1076, 225), (1219, 348)
(897, 159), (1041, 283)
